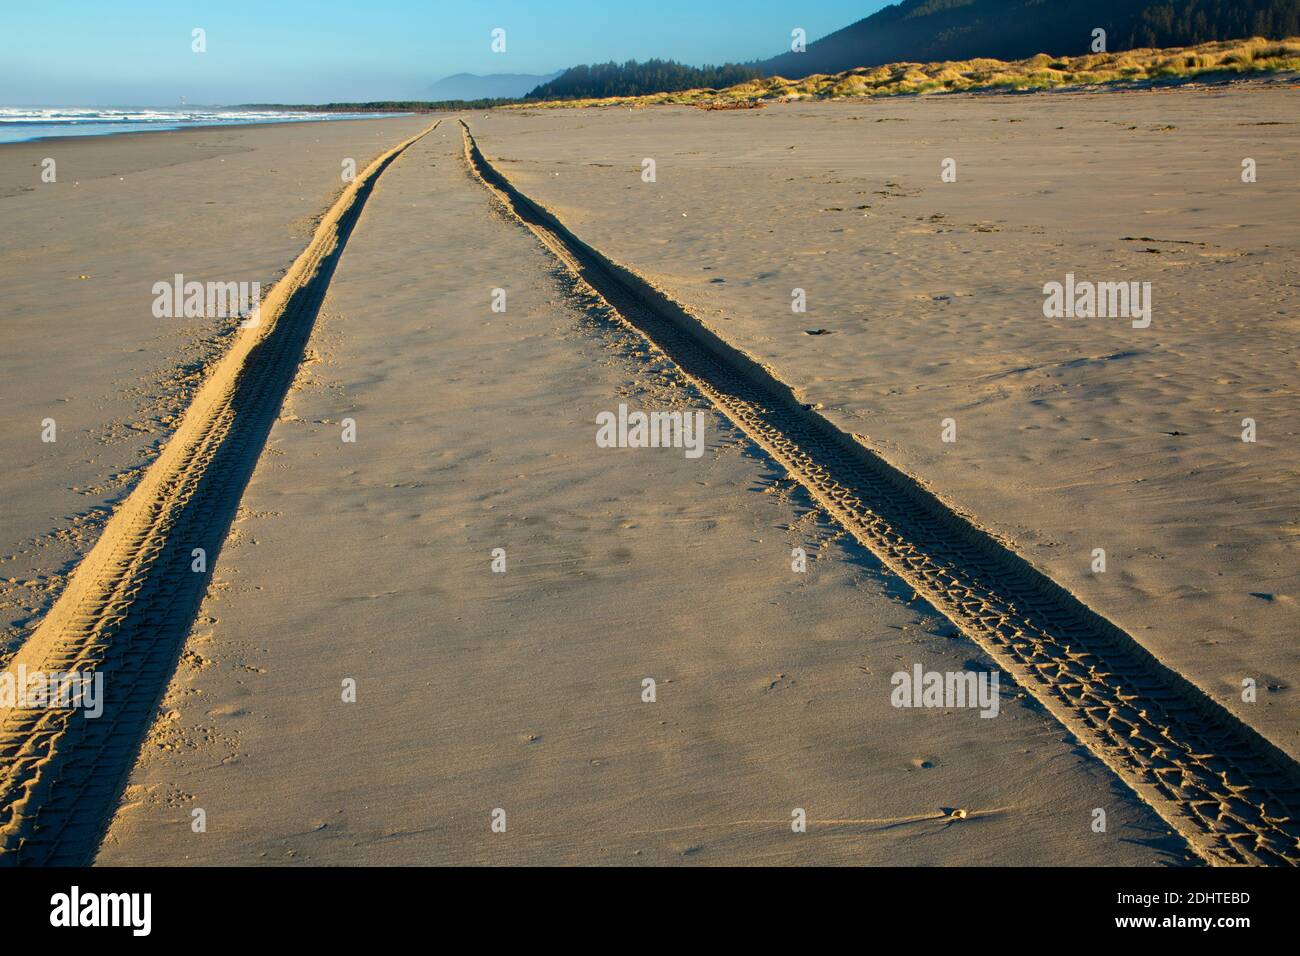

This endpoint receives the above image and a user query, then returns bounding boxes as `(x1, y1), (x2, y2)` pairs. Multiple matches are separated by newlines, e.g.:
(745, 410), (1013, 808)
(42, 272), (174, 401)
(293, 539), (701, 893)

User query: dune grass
(508, 37), (1300, 110)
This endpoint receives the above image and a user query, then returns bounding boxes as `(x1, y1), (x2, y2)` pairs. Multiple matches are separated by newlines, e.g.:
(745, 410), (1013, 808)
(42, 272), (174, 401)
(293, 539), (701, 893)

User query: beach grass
(508, 37), (1300, 109)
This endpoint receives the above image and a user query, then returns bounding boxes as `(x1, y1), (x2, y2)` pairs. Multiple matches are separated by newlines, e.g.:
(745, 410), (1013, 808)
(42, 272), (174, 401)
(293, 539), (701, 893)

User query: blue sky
(0, 1), (891, 105)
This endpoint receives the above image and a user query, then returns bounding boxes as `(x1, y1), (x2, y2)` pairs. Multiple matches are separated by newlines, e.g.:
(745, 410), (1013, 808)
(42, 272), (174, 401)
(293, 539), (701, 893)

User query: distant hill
(525, 59), (763, 100)
(522, 59), (759, 100)
(427, 71), (562, 100)
(759, 0), (1300, 78)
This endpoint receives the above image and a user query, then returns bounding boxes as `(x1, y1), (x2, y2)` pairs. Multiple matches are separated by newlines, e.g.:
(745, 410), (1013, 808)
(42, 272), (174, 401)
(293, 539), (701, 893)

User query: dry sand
(466, 84), (1300, 759)
(0, 116), (430, 658)
(1, 83), (1295, 866)
(96, 127), (1177, 865)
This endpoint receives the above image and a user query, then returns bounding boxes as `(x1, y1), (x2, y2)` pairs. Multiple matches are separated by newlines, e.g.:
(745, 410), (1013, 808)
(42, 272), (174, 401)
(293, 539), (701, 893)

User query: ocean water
(0, 107), (408, 144)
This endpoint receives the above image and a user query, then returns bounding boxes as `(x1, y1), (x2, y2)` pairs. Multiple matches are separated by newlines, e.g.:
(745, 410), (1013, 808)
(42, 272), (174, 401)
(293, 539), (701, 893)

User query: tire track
(459, 120), (1300, 866)
(0, 122), (438, 866)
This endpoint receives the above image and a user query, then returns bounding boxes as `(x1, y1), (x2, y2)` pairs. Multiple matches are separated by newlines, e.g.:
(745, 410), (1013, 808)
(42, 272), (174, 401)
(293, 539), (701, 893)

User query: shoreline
(0, 111), (419, 147)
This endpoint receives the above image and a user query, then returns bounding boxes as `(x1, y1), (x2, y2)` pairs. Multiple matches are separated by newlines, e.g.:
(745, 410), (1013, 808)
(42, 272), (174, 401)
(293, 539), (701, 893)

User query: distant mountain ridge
(759, 0), (1300, 78)
(427, 71), (562, 100)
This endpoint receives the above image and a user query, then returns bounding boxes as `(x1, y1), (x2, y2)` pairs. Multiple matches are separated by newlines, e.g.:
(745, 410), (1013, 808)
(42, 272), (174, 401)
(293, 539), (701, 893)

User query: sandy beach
(467, 83), (1300, 758)
(1, 84), (1296, 868)
(91, 127), (1179, 865)
(0, 116), (430, 657)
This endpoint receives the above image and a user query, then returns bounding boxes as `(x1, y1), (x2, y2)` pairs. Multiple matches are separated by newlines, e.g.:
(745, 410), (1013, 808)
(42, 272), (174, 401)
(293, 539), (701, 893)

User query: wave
(0, 107), (406, 143)
(0, 107), (386, 123)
